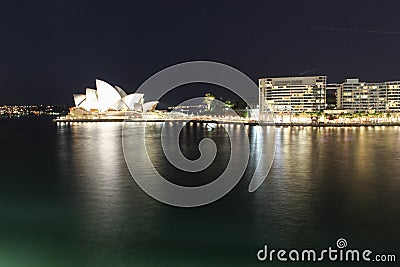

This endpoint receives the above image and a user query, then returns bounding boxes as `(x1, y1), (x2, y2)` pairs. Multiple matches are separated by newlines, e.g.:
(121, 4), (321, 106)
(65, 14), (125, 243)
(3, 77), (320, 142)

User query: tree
(203, 93), (215, 111)
(294, 112), (300, 123)
(224, 100), (234, 109)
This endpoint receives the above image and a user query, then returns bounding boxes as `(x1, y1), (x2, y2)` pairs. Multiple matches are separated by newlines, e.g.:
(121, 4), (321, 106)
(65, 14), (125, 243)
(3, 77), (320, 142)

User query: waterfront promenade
(54, 116), (400, 127)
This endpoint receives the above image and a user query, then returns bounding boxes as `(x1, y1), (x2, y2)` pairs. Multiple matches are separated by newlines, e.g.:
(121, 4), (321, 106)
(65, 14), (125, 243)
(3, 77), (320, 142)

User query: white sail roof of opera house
(142, 101), (159, 112)
(73, 79), (158, 112)
(115, 85), (127, 98)
(73, 94), (86, 107)
(96, 80), (125, 112)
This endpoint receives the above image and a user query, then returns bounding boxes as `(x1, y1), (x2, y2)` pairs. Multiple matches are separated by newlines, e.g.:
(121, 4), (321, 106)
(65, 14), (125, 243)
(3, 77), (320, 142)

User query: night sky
(1, 0), (400, 105)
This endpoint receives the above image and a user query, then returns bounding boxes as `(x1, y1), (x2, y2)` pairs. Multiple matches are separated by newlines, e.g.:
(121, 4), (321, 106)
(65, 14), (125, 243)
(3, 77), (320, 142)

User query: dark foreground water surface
(0, 119), (399, 266)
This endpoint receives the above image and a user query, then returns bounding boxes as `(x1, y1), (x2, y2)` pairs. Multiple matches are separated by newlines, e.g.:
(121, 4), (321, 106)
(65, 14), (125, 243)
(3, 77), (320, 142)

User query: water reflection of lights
(68, 123), (130, 237)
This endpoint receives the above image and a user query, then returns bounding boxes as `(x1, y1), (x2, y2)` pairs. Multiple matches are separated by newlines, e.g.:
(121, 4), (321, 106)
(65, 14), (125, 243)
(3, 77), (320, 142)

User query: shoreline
(53, 118), (400, 127)
(54, 118), (259, 126)
(273, 122), (400, 127)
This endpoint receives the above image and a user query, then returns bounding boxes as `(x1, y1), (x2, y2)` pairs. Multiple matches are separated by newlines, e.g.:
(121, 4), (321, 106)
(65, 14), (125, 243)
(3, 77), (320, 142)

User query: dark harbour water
(0, 119), (399, 266)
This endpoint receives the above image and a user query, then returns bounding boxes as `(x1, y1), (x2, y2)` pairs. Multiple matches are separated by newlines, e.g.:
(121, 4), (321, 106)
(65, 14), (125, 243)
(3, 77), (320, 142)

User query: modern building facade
(259, 75), (400, 116)
(381, 81), (400, 112)
(336, 79), (400, 112)
(259, 76), (326, 116)
(337, 79), (386, 111)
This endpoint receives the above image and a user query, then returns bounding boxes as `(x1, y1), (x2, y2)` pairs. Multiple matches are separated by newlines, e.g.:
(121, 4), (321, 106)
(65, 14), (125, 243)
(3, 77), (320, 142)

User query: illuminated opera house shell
(72, 79), (158, 113)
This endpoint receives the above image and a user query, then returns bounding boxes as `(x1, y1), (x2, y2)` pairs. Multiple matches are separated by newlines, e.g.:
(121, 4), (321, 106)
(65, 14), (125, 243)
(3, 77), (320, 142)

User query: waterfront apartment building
(383, 81), (400, 111)
(259, 76), (326, 117)
(336, 79), (400, 112)
(259, 75), (400, 116)
(337, 79), (386, 111)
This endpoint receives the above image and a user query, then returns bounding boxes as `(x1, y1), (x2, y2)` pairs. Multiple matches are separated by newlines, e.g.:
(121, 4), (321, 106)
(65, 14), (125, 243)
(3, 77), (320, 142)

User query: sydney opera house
(65, 79), (159, 120)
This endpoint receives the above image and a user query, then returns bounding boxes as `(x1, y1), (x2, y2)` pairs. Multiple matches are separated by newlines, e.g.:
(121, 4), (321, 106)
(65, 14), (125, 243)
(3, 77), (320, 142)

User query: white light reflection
(67, 122), (131, 238)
